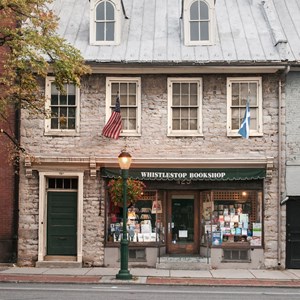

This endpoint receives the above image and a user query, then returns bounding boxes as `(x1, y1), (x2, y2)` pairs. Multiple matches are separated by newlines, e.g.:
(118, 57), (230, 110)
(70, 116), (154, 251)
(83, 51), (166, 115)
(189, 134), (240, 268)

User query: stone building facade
(19, 72), (284, 268)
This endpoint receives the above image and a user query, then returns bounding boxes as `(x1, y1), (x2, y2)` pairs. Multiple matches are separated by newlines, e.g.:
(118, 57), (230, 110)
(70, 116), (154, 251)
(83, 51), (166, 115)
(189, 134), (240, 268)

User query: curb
(1, 274), (300, 288)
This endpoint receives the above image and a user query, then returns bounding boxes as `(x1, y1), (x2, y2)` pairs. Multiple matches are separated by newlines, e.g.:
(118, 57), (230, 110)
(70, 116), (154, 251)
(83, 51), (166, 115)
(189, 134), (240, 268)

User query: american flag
(102, 95), (122, 139)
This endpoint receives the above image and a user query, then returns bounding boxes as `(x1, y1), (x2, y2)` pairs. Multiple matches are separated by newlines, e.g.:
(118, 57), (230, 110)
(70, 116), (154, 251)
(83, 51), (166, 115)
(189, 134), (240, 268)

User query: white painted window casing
(167, 77), (203, 137)
(106, 77), (141, 136)
(90, 0), (121, 45)
(183, 0), (215, 46)
(227, 77), (263, 137)
(44, 77), (80, 136)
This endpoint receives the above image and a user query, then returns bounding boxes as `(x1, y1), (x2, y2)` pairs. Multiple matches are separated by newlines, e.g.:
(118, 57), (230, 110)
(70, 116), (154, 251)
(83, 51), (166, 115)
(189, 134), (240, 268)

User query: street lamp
(116, 149), (133, 280)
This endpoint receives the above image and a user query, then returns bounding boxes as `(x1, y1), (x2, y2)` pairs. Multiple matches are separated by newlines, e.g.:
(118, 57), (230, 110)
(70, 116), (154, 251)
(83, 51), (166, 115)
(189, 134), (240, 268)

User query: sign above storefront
(101, 168), (266, 181)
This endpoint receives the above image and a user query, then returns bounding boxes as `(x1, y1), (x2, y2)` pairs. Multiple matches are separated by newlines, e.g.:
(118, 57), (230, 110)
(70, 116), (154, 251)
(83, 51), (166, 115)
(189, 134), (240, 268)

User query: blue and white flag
(238, 100), (250, 139)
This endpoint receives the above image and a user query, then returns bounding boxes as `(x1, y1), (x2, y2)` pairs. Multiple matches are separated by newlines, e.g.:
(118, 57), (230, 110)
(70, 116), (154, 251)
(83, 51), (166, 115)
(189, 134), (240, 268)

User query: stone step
(156, 256), (210, 270)
(35, 261), (82, 268)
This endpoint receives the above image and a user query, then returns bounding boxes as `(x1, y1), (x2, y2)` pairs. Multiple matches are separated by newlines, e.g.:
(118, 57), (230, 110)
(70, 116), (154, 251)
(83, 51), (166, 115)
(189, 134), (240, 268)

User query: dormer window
(90, 0), (121, 45)
(183, 0), (215, 46)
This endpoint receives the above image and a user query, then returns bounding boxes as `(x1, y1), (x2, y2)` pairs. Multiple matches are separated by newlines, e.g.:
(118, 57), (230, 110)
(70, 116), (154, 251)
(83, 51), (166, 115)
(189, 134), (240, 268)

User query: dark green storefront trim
(101, 168), (266, 181)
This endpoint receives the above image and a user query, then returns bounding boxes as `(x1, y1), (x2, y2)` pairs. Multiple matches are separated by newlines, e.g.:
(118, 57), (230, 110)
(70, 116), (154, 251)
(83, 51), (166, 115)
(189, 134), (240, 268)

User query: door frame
(166, 191), (200, 254)
(286, 197), (300, 268)
(37, 172), (84, 263)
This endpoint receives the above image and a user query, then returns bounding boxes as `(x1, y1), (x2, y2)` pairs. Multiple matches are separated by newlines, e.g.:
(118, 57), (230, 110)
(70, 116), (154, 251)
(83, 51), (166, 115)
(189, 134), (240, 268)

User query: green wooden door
(47, 192), (77, 255)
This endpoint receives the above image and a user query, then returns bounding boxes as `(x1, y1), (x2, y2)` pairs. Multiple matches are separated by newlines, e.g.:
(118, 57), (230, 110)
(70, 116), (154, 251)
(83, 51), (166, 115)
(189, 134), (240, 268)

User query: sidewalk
(0, 267), (300, 287)
(1, 266), (300, 287)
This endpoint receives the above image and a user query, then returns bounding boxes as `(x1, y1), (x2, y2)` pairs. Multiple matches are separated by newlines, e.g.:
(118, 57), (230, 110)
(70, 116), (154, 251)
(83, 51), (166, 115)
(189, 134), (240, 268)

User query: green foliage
(107, 177), (146, 206)
(0, 0), (90, 118)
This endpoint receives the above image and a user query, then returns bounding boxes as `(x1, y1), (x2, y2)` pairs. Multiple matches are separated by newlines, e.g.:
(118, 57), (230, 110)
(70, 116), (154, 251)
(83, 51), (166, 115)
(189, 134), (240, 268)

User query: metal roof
(51, 0), (299, 65)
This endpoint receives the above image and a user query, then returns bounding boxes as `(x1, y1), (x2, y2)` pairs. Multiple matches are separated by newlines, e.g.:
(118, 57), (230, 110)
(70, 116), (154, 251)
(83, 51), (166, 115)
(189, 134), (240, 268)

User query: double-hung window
(227, 77), (263, 137)
(168, 78), (203, 136)
(90, 0), (121, 45)
(106, 77), (141, 136)
(45, 77), (80, 135)
(183, 0), (215, 46)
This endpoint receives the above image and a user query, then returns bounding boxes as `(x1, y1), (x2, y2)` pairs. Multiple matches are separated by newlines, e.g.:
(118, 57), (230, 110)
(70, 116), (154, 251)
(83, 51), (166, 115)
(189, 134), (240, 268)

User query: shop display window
(107, 190), (164, 244)
(201, 190), (262, 247)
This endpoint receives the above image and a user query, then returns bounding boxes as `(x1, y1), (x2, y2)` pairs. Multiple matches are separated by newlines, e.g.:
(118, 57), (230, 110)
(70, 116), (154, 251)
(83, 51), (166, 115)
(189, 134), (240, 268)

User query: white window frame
(167, 77), (203, 137)
(90, 0), (121, 45)
(44, 77), (80, 136)
(105, 77), (141, 136)
(227, 77), (263, 137)
(183, 0), (215, 46)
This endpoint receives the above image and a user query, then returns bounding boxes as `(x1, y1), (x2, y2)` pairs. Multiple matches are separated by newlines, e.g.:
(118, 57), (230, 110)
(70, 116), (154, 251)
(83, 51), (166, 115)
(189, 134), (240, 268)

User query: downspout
(277, 65), (290, 267)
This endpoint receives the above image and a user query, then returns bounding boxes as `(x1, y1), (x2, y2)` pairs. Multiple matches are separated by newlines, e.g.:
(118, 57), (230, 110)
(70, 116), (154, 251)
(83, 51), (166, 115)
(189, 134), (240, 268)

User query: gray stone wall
(18, 73), (282, 268)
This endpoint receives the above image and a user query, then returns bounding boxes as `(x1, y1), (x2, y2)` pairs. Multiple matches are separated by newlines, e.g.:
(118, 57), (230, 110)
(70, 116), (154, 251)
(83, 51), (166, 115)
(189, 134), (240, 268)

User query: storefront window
(201, 190), (263, 248)
(107, 190), (165, 244)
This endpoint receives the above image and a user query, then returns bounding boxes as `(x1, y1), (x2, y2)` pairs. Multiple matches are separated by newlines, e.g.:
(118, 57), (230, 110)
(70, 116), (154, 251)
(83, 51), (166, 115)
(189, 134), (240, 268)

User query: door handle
(58, 237), (67, 240)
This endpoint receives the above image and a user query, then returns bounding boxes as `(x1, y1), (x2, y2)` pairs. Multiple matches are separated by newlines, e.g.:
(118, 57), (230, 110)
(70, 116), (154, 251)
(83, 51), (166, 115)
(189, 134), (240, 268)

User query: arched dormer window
(90, 0), (121, 45)
(183, 0), (215, 46)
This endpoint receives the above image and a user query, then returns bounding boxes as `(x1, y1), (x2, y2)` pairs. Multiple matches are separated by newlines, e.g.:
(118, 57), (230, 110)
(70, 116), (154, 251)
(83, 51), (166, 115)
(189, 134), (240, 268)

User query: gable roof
(51, 0), (298, 66)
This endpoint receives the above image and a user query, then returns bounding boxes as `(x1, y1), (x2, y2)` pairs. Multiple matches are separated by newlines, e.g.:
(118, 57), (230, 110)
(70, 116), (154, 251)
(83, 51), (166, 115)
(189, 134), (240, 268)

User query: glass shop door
(167, 191), (199, 254)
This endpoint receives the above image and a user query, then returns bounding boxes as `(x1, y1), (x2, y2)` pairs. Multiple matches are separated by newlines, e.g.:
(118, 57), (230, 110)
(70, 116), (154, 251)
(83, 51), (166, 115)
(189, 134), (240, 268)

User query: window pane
(181, 108), (188, 118)
(68, 95), (76, 106)
(96, 23), (104, 41)
(173, 108), (180, 118)
(68, 84), (75, 95)
(250, 108), (257, 130)
(51, 118), (58, 129)
(200, 21), (209, 40)
(111, 83), (119, 95)
(190, 22), (199, 41)
(200, 1), (209, 19)
(181, 119), (189, 130)
(173, 83), (180, 95)
(48, 178), (55, 188)
(129, 108), (136, 118)
(231, 108), (240, 130)
(51, 83), (58, 95)
(173, 95), (180, 106)
(106, 2), (114, 20)
(69, 107), (76, 118)
(173, 119), (180, 130)
(190, 95), (198, 105)
(128, 119), (136, 130)
(106, 22), (114, 41)
(190, 83), (197, 95)
(190, 108), (197, 118)
(190, 119), (197, 130)
(96, 2), (105, 20)
(128, 95), (136, 105)
(181, 83), (189, 95)
(240, 83), (248, 105)
(60, 95), (67, 105)
(181, 95), (189, 106)
(190, 2), (199, 20)
(51, 95), (58, 105)
(64, 179), (71, 189)
(249, 83), (258, 105)
(120, 83), (127, 95)
(56, 178), (63, 189)
(68, 118), (76, 129)
(232, 83), (239, 106)
(129, 83), (136, 94)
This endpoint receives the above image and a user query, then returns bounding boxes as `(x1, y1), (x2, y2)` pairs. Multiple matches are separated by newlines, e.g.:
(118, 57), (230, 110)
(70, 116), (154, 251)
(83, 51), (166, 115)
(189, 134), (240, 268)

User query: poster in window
(152, 200), (162, 214)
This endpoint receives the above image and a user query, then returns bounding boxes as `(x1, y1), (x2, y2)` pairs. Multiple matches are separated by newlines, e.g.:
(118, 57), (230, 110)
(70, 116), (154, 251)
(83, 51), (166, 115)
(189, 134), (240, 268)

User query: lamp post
(116, 150), (133, 280)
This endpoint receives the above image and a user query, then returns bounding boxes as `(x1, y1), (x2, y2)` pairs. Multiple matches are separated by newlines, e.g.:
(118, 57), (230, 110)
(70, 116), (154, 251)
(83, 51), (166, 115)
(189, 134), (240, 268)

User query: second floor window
(227, 77), (263, 137)
(106, 77), (141, 136)
(168, 78), (203, 136)
(45, 77), (80, 135)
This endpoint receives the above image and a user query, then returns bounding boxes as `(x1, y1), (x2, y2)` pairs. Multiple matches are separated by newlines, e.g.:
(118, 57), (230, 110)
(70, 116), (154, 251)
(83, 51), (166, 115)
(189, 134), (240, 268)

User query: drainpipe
(277, 65), (290, 267)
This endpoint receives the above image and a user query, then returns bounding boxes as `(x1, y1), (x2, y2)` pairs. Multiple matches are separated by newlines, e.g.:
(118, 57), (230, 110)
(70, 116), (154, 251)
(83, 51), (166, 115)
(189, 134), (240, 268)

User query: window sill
(227, 133), (263, 138)
(44, 131), (80, 137)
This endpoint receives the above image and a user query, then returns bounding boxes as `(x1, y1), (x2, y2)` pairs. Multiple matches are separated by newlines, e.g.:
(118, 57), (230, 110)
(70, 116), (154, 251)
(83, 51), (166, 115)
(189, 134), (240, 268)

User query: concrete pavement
(1, 266), (300, 287)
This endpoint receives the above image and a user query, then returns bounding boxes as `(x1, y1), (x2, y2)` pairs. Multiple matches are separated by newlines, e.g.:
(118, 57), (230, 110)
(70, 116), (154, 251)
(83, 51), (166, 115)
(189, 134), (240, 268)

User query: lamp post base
(116, 270), (133, 280)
